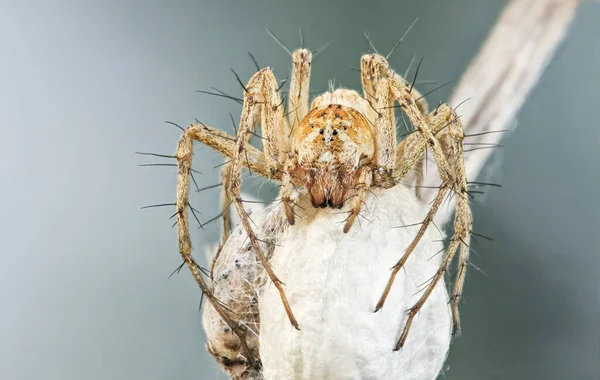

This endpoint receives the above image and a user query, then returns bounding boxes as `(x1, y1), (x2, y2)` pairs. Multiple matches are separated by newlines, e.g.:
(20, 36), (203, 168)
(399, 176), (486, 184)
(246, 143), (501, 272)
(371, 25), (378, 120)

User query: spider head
(290, 99), (374, 209)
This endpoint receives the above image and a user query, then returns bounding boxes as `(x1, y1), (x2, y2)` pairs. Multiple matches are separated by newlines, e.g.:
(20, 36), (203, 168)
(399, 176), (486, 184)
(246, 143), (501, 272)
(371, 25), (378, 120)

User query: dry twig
(421, 0), (580, 222)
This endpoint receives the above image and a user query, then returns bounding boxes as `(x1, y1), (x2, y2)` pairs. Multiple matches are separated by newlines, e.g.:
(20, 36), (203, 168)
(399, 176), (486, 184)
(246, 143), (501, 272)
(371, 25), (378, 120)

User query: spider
(174, 41), (472, 365)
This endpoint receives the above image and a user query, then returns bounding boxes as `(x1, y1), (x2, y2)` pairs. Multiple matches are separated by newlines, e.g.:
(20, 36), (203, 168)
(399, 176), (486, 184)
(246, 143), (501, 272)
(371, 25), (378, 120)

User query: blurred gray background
(2, 1), (599, 379)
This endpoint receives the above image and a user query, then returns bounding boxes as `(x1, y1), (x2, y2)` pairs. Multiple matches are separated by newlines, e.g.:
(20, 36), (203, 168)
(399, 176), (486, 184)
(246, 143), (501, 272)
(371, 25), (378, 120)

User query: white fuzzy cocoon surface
(203, 185), (452, 379)
(259, 185), (451, 380)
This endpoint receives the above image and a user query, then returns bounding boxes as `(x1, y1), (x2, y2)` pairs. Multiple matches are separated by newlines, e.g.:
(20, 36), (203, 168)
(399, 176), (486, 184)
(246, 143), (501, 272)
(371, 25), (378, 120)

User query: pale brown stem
(420, 0), (581, 215)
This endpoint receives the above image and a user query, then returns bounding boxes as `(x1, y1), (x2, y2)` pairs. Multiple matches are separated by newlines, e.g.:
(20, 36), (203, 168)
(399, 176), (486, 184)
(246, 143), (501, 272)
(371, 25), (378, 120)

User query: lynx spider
(174, 42), (472, 362)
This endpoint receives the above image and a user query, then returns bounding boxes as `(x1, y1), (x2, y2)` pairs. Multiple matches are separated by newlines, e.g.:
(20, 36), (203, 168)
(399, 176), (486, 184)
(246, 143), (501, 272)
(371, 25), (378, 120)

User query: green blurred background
(2, 1), (599, 379)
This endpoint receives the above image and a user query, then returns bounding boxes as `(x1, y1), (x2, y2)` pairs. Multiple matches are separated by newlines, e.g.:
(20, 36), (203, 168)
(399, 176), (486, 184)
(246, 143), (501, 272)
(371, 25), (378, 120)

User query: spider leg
(395, 236), (461, 350)
(281, 48), (314, 225)
(220, 160), (233, 245)
(217, 116), (262, 246)
(361, 54), (428, 121)
(435, 104), (472, 337)
(360, 54), (429, 184)
(388, 105), (471, 349)
(362, 53), (471, 348)
(186, 122), (279, 180)
(176, 66), (300, 365)
(287, 49), (312, 136)
(393, 103), (460, 185)
(342, 166), (373, 233)
(228, 68), (299, 330)
(392, 113), (471, 349)
(361, 55), (397, 173)
(178, 49), (312, 372)
(207, 162), (232, 280)
(281, 156), (298, 225)
(374, 182), (450, 311)
(175, 132), (256, 368)
(388, 76), (454, 182)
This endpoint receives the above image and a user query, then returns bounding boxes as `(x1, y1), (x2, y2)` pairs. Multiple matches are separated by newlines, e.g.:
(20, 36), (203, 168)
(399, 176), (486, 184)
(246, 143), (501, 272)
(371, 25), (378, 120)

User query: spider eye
(332, 130), (338, 136)
(319, 129), (324, 134)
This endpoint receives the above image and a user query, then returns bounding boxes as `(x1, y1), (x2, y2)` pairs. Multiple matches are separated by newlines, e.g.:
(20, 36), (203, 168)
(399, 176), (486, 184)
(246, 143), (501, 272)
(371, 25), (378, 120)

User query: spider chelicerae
(173, 37), (472, 373)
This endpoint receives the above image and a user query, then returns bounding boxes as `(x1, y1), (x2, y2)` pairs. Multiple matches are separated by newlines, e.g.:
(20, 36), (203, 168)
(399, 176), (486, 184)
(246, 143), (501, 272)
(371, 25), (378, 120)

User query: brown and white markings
(174, 41), (472, 377)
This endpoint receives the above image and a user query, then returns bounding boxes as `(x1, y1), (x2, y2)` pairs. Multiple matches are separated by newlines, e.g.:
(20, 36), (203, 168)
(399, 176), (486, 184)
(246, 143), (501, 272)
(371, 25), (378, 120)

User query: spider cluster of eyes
(313, 105), (346, 137)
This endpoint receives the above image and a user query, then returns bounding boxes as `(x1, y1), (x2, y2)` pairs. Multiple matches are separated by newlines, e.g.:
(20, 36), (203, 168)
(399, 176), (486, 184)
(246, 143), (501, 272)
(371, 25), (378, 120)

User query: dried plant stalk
(421, 0), (580, 215)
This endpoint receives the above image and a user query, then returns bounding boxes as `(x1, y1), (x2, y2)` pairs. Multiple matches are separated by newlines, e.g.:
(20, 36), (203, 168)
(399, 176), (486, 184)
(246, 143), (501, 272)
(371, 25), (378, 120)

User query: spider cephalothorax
(175, 43), (472, 365)
(289, 96), (374, 210)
